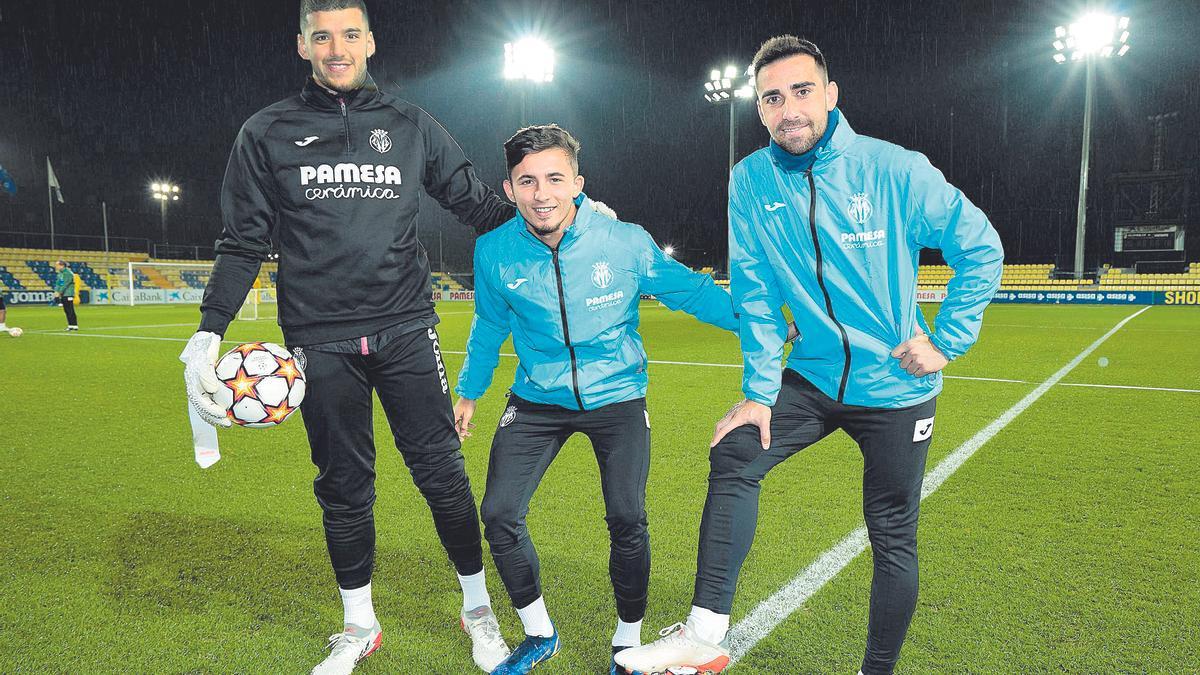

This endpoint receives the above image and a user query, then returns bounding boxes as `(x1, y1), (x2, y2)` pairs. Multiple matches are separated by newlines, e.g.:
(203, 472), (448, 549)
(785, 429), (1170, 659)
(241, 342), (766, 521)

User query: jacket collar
(767, 107), (854, 173)
(300, 73), (381, 110)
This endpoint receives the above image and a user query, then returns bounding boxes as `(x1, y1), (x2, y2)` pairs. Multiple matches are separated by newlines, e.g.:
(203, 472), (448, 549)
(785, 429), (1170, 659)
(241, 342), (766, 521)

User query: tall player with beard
(181, 2), (517, 673)
(617, 36), (1003, 675)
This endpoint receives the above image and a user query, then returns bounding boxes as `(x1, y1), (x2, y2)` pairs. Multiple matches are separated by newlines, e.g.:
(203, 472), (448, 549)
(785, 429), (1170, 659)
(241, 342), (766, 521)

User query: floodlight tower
(504, 38), (556, 126)
(703, 64), (754, 176)
(1053, 13), (1130, 277)
(704, 64), (753, 275)
(151, 182), (180, 244)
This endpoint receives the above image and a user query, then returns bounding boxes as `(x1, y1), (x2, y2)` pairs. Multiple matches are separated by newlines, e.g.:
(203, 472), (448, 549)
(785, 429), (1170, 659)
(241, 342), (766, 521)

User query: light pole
(504, 38), (555, 126)
(704, 65), (753, 275)
(151, 182), (181, 246)
(1053, 13), (1130, 277)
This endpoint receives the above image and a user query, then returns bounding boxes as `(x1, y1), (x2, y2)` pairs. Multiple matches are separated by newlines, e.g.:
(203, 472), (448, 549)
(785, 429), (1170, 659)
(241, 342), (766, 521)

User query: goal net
(238, 286), (279, 321)
(103, 260), (276, 323)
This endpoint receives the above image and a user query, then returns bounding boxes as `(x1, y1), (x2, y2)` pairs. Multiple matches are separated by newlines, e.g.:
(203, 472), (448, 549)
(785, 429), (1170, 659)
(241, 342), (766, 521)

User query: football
(213, 342), (306, 428)
(7, 327), (22, 337)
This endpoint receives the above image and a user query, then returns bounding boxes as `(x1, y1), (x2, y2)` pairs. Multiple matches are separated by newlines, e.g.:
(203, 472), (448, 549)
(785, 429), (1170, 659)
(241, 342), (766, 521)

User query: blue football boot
(489, 627), (560, 674)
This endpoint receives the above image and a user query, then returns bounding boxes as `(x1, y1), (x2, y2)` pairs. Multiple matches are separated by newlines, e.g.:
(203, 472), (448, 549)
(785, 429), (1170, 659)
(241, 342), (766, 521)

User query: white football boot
(461, 605), (511, 671)
(311, 622), (382, 675)
(613, 622), (730, 675)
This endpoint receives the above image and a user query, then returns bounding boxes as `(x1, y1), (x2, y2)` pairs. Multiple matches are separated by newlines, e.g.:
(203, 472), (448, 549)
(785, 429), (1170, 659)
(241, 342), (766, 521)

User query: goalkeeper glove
(179, 331), (232, 428)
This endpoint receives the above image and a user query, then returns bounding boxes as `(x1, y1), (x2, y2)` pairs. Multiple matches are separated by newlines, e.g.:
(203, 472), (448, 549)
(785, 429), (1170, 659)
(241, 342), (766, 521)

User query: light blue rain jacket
(457, 194), (739, 410)
(731, 109), (1004, 408)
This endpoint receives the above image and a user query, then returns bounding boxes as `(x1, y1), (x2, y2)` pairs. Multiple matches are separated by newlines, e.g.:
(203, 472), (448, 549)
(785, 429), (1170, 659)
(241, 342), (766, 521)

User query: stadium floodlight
(1052, 13), (1131, 278)
(504, 37), (556, 125)
(663, 245), (675, 257)
(151, 181), (181, 244)
(504, 38), (555, 83)
(703, 63), (753, 276)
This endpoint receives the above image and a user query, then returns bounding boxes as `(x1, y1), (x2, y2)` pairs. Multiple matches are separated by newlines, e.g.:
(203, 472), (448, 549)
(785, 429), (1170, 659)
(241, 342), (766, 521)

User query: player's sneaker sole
(620, 660), (729, 675)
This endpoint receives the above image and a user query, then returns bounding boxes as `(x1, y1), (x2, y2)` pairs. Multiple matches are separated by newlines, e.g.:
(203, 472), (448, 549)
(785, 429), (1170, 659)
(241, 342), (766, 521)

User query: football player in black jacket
(182, 2), (514, 672)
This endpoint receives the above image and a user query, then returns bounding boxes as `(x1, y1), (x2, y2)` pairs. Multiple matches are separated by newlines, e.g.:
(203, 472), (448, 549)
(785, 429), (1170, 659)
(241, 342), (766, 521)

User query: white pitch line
(65, 322), (201, 331)
(1056, 381), (1200, 394)
(944, 374), (1029, 384)
(21, 319), (1195, 396)
(725, 305), (1153, 665)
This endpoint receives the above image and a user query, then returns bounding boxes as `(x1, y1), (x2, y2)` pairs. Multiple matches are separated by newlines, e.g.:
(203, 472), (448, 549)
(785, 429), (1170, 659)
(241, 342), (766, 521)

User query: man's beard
(527, 220), (563, 237)
(774, 116), (827, 155)
(319, 64), (367, 92)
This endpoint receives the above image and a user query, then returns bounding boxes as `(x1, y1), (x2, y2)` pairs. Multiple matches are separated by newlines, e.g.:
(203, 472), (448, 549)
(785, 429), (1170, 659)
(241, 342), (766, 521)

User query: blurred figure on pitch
(0, 293), (22, 336)
(54, 260), (79, 331)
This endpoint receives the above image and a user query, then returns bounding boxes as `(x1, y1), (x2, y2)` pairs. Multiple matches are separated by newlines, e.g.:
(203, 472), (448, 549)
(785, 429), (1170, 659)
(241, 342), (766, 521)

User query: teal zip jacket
(55, 267), (76, 297)
(732, 109), (1003, 409)
(457, 194), (739, 410)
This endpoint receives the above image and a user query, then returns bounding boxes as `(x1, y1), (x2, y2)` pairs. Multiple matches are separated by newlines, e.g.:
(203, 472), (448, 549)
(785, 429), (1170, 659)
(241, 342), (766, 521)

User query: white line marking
(725, 305), (1152, 665)
(1056, 381), (1199, 394)
(944, 374), (1029, 384)
(24, 331), (250, 346)
(23, 315), (1194, 396)
(62, 322), (201, 331)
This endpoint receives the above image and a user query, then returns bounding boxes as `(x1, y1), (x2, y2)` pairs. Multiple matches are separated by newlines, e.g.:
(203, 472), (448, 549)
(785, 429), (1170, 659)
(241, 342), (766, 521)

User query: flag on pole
(47, 157), (64, 203)
(0, 164), (15, 195)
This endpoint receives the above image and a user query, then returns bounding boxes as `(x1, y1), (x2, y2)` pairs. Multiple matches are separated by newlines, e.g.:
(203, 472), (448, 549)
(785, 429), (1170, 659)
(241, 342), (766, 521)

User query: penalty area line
(724, 305), (1152, 665)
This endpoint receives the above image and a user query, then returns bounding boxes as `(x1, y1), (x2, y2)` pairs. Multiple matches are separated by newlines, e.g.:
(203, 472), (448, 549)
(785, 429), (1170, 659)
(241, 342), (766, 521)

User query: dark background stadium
(0, 0), (1196, 270)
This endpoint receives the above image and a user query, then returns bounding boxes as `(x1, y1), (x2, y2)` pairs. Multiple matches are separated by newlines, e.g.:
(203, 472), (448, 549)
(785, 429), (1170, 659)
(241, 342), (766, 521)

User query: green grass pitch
(0, 301), (1196, 672)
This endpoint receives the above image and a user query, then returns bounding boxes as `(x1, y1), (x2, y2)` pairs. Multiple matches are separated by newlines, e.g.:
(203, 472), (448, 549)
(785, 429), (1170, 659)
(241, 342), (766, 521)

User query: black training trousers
(61, 296), (77, 326)
(480, 395), (652, 622)
(693, 370), (936, 675)
(293, 325), (484, 590)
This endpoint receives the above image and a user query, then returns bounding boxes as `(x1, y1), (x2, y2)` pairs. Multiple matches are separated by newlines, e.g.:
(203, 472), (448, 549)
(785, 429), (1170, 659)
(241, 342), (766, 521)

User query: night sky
(1, 0), (1197, 269)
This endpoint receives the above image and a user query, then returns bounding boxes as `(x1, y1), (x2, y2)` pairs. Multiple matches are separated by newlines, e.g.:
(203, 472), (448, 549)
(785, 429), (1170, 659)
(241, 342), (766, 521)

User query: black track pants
(294, 326), (484, 590)
(480, 395), (652, 622)
(693, 370), (936, 675)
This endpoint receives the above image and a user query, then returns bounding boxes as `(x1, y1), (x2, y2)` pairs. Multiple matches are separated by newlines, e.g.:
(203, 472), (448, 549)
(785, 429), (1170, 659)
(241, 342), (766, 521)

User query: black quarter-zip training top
(199, 75), (514, 345)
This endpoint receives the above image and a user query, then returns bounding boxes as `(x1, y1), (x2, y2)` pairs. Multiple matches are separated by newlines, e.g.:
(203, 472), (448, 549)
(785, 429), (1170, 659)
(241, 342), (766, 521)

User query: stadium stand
(917, 262), (1200, 292)
(0, 248), (279, 293)
(2, 247), (1197, 297)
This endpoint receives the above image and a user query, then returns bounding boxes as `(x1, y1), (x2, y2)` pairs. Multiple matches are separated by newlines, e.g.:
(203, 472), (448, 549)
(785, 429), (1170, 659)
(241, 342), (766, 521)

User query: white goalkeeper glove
(180, 331), (232, 428)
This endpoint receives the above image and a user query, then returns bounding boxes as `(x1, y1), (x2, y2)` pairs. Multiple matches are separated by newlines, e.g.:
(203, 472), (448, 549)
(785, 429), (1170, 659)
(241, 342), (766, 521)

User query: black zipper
(338, 98), (351, 154)
(550, 246), (585, 410)
(805, 170), (853, 403)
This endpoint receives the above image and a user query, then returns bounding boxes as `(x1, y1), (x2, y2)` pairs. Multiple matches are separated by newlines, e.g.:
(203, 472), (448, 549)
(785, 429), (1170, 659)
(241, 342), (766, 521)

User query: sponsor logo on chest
(586, 260), (623, 310)
(295, 128), (403, 201)
(840, 191), (886, 250)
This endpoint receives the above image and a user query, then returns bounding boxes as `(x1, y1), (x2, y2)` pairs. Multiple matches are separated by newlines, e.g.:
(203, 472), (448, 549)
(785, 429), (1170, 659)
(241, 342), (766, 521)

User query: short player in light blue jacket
(618, 36), (1003, 675)
(453, 125), (745, 675)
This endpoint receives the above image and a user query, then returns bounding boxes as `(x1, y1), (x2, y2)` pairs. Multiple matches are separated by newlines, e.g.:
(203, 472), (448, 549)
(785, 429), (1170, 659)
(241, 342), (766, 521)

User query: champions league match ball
(213, 342), (306, 428)
(7, 327), (21, 337)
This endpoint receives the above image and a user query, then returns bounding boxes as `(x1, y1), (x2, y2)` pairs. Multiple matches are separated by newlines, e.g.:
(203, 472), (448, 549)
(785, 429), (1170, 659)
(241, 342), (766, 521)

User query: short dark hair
(504, 124), (582, 176)
(300, 0), (369, 32)
(751, 35), (828, 82)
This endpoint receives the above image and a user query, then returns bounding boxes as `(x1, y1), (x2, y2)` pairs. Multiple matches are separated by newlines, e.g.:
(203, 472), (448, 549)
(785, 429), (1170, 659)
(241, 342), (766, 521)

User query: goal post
(120, 261), (216, 306)
(238, 286), (279, 321)
(107, 261), (276, 321)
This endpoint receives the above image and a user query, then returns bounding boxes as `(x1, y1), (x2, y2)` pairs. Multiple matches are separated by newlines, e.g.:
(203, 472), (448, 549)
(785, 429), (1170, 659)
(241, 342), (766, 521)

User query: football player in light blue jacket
(453, 125), (746, 675)
(617, 36), (1003, 675)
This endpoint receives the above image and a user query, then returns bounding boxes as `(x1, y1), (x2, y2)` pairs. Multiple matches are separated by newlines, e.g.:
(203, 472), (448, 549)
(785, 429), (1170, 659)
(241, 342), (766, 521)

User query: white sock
(613, 618), (643, 647)
(687, 605), (730, 645)
(340, 583), (377, 629)
(457, 570), (491, 613)
(516, 596), (554, 637)
(0, 323), (7, 331)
